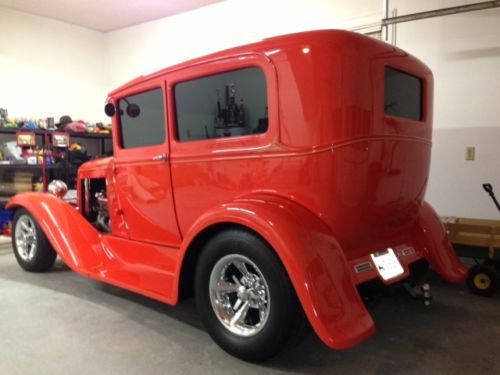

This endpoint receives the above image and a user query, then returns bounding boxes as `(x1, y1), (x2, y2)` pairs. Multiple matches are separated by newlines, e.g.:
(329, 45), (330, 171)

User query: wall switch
(465, 146), (475, 161)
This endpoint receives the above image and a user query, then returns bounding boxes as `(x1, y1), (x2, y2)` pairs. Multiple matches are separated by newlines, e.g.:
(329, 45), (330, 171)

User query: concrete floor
(1, 246), (499, 375)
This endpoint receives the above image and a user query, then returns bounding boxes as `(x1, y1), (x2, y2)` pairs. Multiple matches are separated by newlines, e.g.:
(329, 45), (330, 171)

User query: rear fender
(414, 201), (468, 283)
(7, 193), (103, 276)
(178, 194), (375, 349)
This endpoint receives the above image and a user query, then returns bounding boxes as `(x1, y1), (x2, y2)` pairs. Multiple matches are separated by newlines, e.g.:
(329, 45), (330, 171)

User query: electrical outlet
(465, 146), (475, 161)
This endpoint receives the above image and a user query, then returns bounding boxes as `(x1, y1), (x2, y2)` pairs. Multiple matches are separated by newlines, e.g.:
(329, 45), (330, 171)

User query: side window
(174, 67), (268, 142)
(118, 88), (166, 148)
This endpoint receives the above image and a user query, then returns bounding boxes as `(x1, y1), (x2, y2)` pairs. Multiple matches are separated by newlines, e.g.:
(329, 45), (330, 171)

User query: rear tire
(467, 264), (498, 297)
(194, 229), (300, 361)
(12, 209), (57, 272)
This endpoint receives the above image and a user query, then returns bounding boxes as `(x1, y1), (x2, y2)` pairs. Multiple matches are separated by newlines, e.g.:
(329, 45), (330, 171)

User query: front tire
(194, 229), (299, 361)
(12, 208), (57, 272)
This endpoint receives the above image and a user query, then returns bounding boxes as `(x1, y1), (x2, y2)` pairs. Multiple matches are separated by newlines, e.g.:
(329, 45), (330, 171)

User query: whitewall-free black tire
(194, 229), (301, 361)
(12, 208), (57, 272)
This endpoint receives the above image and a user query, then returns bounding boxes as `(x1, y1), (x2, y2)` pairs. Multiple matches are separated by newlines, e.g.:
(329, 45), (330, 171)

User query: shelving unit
(0, 128), (112, 204)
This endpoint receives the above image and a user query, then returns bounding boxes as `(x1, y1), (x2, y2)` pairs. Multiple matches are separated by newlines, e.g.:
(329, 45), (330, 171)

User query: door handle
(152, 153), (168, 161)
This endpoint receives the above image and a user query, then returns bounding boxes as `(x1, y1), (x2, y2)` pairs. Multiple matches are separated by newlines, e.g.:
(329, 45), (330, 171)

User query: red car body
(8, 30), (467, 351)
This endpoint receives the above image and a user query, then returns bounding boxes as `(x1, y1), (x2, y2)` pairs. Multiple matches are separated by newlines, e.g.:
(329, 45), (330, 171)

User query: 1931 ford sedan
(8, 30), (467, 361)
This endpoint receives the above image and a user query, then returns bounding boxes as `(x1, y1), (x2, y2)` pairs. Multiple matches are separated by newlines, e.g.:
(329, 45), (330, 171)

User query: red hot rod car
(8, 30), (467, 361)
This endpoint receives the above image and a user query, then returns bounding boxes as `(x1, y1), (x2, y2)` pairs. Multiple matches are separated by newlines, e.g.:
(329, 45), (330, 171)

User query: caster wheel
(466, 264), (498, 297)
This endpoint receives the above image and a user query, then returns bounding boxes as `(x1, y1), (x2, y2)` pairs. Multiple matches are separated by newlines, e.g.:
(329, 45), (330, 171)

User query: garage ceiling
(0, 0), (225, 32)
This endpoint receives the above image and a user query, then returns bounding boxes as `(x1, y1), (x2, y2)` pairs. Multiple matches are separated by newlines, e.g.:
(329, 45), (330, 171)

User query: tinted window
(175, 67), (268, 141)
(119, 88), (166, 148)
(384, 67), (422, 121)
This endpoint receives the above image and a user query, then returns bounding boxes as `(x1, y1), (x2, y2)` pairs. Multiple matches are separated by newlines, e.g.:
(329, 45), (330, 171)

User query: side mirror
(104, 103), (116, 117)
(126, 103), (141, 118)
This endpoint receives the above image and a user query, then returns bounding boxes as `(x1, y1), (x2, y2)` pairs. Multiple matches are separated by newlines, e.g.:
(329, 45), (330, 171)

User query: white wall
(390, 0), (500, 219)
(0, 7), (105, 123)
(103, 0), (382, 89)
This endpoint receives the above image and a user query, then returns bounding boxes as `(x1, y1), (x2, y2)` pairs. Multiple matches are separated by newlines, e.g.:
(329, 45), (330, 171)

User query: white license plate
(370, 248), (404, 280)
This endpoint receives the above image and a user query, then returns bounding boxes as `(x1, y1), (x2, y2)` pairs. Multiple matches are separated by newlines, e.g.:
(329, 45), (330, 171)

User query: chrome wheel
(14, 214), (38, 262)
(209, 254), (270, 337)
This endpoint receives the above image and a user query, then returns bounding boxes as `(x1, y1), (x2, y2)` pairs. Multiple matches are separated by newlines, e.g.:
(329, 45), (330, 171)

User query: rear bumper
(348, 245), (425, 286)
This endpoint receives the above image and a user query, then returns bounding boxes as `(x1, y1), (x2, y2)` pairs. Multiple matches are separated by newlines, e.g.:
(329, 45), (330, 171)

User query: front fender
(179, 195), (375, 350)
(7, 193), (103, 276)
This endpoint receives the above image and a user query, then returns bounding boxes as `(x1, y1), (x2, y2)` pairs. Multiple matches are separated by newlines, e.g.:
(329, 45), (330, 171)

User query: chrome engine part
(48, 180), (68, 198)
(94, 190), (110, 232)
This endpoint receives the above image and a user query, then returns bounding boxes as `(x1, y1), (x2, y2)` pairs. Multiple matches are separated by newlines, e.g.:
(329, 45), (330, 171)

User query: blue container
(0, 209), (14, 230)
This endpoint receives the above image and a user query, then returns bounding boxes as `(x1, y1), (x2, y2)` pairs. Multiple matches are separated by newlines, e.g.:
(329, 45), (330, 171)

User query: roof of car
(108, 29), (366, 97)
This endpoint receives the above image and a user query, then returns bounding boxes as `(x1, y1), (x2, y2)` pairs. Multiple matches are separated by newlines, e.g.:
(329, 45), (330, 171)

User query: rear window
(384, 67), (422, 121)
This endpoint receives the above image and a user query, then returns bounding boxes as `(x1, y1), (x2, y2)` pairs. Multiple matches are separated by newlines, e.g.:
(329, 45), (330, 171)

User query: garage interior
(0, 0), (499, 373)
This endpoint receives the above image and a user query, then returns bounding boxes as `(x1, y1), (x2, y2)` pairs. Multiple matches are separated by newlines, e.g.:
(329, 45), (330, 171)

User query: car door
(111, 79), (181, 247)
